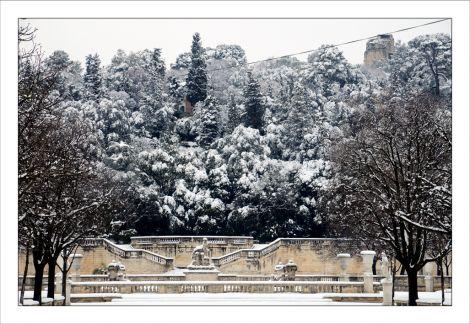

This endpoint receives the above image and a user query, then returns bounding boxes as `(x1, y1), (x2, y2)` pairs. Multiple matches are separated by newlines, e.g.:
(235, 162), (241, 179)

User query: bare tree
(325, 93), (451, 305)
(18, 27), (126, 303)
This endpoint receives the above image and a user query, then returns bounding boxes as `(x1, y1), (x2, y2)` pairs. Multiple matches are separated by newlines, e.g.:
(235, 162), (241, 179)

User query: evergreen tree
(243, 71), (265, 132)
(168, 76), (182, 100)
(283, 83), (314, 159)
(107, 49), (129, 91)
(140, 48), (171, 138)
(226, 94), (241, 133)
(83, 54), (102, 102)
(197, 95), (220, 148)
(46, 50), (83, 101)
(186, 33), (207, 105)
(141, 48), (166, 105)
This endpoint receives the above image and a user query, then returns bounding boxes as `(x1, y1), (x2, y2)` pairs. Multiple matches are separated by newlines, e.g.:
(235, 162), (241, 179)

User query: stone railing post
(363, 273), (373, 293)
(65, 279), (71, 306)
(55, 274), (62, 294)
(423, 259), (435, 292)
(425, 275), (434, 292)
(381, 278), (393, 305)
(360, 251), (376, 293)
(70, 254), (83, 282)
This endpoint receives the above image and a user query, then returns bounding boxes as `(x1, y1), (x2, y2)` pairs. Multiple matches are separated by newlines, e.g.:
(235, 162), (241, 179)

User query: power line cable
(170, 18), (450, 80)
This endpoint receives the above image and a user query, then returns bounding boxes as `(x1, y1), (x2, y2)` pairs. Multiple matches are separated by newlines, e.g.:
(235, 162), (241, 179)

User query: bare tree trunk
(444, 255), (451, 276)
(407, 269), (419, 306)
(61, 253), (69, 306)
(439, 258), (445, 305)
(47, 256), (58, 299)
(33, 263), (45, 304)
(400, 266), (406, 275)
(392, 257), (396, 305)
(19, 244), (30, 305)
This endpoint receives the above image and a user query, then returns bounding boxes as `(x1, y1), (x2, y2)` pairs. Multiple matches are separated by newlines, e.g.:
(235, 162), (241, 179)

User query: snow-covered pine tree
(197, 95), (220, 148)
(145, 48), (165, 102)
(283, 83), (314, 160)
(243, 71), (265, 132)
(186, 33), (207, 106)
(226, 94), (241, 133)
(168, 76), (183, 101)
(139, 48), (173, 138)
(83, 54), (102, 102)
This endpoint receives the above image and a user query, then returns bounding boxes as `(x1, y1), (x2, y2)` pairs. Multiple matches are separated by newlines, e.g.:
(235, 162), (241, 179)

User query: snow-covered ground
(394, 290), (451, 305)
(20, 289), (451, 306)
(71, 293), (379, 306)
(18, 291), (64, 305)
(71, 290), (451, 306)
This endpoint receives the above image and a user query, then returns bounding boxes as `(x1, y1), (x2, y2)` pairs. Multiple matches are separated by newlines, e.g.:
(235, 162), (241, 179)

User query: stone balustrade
(130, 235), (253, 247)
(19, 274), (452, 292)
(71, 280), (366, 295)
(80, 237), (174, 268)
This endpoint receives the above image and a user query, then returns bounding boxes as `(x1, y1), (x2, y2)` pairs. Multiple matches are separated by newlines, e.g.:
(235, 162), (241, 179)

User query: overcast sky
(21, 18), (451, 66)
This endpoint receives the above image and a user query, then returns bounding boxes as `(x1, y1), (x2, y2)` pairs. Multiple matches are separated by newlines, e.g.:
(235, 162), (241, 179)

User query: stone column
(381, 278), (393, 306)
(55, 274), (62, 294)
(425, 275), (434, 292)
(363, 273), (373, 293)
(360, 251), (376, 293)
(423, 258), (435, 276)
(423, 258), (435, 292)
(337, 253), (351, 281)
(360, 250), (376, 274)
(70, 254), (83, 282)
(65, 279), (71, 306)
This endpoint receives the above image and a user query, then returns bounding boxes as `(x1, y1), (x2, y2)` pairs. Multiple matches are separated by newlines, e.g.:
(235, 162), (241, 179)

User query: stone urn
(337, 253), (351, 280)
(284, 260), (298, 281)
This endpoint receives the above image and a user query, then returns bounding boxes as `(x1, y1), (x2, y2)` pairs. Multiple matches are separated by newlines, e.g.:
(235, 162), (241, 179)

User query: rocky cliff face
(363, 34), (395, 66)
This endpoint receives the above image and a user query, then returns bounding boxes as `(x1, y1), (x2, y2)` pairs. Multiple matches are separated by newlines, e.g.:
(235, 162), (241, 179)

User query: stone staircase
(80, 238), (174, 273)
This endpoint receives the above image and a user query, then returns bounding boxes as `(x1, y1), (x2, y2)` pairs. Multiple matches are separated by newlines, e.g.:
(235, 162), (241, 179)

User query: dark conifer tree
(147, 48), (166, 102)
(284, 83), (313, 150)
(140, 48), (169, 138)
(83, 54), (102, 102)
(197, 95), (220, 148)
(226, 94), (241, 133)
(243, 71), (265, 132)
(186, 33), (207, 105)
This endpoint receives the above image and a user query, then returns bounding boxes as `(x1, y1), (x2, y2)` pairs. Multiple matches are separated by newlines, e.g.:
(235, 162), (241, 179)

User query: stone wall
(218, 240), (364, 275)
(364, 34), (395, 66)
(18, 245), (171, 276)
(77, 246), (170, 275)
(18, 236), (445, 277)
(131, 236), (253, 268)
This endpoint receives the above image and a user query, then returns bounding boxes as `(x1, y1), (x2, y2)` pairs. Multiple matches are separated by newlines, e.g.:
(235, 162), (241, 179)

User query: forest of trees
(18, 27), (451, 305)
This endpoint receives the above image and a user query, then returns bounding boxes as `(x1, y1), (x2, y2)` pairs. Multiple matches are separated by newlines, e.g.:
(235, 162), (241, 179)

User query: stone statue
(189, 238), (212, 267)
(107, 260), (126, 281)
(273, 260), (297, 281)
(380, 252), (390, 279)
